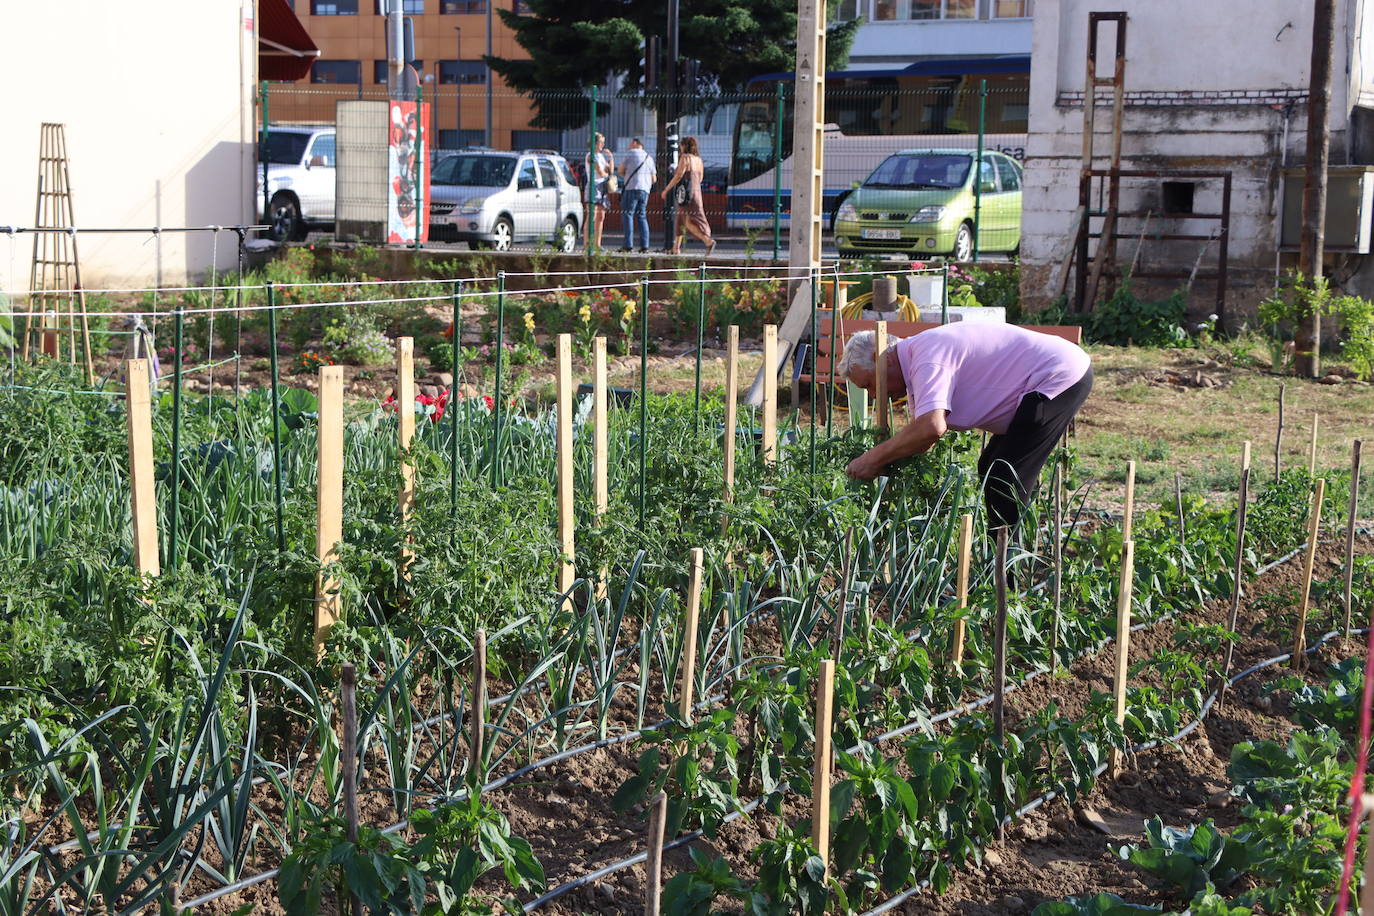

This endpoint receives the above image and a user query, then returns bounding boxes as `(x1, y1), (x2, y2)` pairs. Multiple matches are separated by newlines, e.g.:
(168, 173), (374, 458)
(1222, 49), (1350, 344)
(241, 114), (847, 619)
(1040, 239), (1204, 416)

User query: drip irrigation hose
(861, 624), (1374, 916)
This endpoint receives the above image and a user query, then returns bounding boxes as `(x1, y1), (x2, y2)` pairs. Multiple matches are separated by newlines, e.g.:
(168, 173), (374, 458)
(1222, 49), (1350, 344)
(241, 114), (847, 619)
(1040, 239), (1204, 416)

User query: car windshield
(431, 155), (516, 187)
(864, 154), (971, 190)
(260, 132), (311, 165)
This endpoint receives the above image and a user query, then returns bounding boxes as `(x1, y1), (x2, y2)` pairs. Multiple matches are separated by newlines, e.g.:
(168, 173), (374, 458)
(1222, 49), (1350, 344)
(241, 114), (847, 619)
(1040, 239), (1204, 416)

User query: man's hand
(846, 450), (886, 481)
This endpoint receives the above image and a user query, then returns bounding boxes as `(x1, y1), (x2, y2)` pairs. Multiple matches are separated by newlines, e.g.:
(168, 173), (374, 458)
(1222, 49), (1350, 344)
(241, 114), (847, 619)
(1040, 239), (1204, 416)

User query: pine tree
(487, 0), (858, 130)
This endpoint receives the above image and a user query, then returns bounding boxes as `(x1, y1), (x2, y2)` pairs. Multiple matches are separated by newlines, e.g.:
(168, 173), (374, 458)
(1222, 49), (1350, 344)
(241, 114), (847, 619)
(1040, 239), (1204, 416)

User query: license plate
(432, 213), (453, 225)
(861, 228), (902, 240)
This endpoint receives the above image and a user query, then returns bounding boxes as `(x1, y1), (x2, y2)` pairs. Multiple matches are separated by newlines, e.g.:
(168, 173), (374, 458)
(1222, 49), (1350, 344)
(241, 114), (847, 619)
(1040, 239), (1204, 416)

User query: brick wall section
(1057, 89), (1309, 107)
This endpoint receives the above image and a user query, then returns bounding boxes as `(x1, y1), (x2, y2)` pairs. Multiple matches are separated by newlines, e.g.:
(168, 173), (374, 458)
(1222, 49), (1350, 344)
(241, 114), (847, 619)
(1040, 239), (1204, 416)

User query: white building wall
(0, 0), (257, 291)
(1021, 0), (1374, 317)
(849, 18), (1033, 62)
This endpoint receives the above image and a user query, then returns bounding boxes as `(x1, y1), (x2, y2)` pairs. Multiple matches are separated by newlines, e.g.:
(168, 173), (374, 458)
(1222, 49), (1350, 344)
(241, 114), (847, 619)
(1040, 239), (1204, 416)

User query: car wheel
(952, 222), (974, 262)
(269, 193), (304, 242)
(491, 216), (514, 252)
(555, 217), (578, 253)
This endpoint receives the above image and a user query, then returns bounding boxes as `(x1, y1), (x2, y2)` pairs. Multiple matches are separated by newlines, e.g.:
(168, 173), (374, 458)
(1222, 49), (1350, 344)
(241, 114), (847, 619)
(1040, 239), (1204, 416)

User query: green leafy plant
(1030, 892), (1163, 915)
(1117, 816), (1249, 898)
(612, 708), (743, 839)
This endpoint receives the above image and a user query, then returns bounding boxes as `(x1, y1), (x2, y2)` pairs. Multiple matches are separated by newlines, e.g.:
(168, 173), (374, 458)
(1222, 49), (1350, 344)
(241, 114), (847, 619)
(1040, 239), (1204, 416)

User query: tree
(487, 0), (859, 131)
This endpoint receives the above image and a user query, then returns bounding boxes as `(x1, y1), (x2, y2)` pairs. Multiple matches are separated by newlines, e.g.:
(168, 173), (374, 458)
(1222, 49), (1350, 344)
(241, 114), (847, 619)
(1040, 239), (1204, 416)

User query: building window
(512, 129), (560, 152)
(311, 59), (362, 83)
(439, 60), (487, 84)
(374, 60), (425, 82)
(438, 129), (488, 149)
(512, 0), (531, 13)
(992, 0), (1033, 17)
(310, 0), (358, 13)
(1162, 181), (1196, 215)
(441, 0), (487, 11)
(375, 0), (424, 10)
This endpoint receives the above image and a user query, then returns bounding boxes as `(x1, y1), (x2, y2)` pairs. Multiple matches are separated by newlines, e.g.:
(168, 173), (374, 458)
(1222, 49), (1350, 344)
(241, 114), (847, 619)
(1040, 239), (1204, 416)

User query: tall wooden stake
(1293, 478), (1327, 668)
(1222, 460), (1251, 687)
(722, 325), (739, 531)
(469, 628), (487, 785)
(397, 337), (415, 578)
(1051, 463), (1064, 672)
(874, 320), (890, 434)
(678, 548), (704, 720)
(313, 366), (344, 658)
(952, 513), (973, 672)
(341, 663), (363, 916)
(594, 337), (609, 598)
(762, 325), (777, 466)
(1276, 384), (1286, 482)
(1343, 440), (1363, 640)
(992, 526), (1009, 782)
(1122, 460), (1136, 541)
(811, 658), (836, 869)
(1309, 412), (1320, 476)
(645, 791), (667, 916)
(1110, 539), (1136, 777)
(557, 334), (575, 597)
(124, 358), (160, 578)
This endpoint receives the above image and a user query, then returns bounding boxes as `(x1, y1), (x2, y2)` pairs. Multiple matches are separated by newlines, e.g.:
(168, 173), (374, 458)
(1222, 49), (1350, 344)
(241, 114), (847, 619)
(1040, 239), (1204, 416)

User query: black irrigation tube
(861, 623), (1374, 915)
(521, 539), (1321, 911)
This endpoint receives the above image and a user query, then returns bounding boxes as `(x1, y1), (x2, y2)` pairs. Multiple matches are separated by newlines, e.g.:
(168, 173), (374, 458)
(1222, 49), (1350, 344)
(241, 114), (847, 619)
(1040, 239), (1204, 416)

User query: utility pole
(1297, 0), (1335, 378)
(388, 0), (404, 100)
(663, 0), (680, 252)
(485, 0), (494, 147)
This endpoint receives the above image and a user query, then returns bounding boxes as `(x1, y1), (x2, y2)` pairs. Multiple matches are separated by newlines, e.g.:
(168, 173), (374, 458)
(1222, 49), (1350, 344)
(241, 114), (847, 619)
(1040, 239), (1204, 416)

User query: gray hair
(837, 330), (903, 377)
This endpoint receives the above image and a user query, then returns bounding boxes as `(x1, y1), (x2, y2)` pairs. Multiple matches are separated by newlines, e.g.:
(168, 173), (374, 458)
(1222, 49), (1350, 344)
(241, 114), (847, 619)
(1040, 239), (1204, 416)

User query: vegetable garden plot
(0, 277), (1369, 915)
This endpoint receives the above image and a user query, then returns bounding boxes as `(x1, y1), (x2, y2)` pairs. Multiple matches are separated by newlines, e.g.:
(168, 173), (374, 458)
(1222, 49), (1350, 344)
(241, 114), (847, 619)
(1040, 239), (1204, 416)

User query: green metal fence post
(941, 262), (950, 324)
(772, 82), (784, 261)
(415, 84), (425, 252)
(693, 262), (706, 432)
(638, 278), (649, 529)
(491, 271), (506, 488)
(168, 306), (184, 570)
(266, 282), (286, 555)
(587, 86), (598, 254)
(450, 279), (462, 514)
(972, 79), (987, 263)
(260, 82), (270, 225)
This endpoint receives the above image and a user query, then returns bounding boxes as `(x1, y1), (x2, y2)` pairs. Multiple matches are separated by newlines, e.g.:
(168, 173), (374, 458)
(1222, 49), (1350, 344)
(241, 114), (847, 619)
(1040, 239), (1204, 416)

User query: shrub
(323, 310), (391, 366)
(1087, 279), (1188, 347)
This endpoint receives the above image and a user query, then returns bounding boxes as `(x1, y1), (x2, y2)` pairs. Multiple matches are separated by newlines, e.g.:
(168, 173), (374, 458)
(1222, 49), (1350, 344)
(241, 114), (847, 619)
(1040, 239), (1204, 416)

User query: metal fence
(260, 82), (1029, 258)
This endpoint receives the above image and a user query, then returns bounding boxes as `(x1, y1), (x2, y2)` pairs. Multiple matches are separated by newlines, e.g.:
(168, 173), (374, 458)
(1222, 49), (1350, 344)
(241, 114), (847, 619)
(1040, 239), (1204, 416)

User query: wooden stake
(470, 628), (487, 784)
(874, 320), (889, 434)
(1242, 439), (1252, 472)
(1122, 460), (1136, 541)
(1174, 472), (1186, 543)
(1275, 383), (1285, 482)
(594, 337), (609, 598)
(313, 365), (344, 658)
(722, 326), (739, 529)
(1343, 440), (1363, 640)
(678, 548), (704, 720)
(992, 527), (1009, 747)
(556, 334), (575, 597)
(811, 658), (836, 868)
(124, 358), (160, 578)
(1221, 464), (1251, 687)
(341, 662), (363, 916)
(645, 791), (667, 916)
(762, 325), (777, 466)
(1110, 539), (1136, 777)
(1293, 478), (1327, 668)
(1309, 412), (1320, 476)
(1051, 462), (1064, 672)
(952, 513), (973, 672)
(397, 337), (415, 579)
(594, 337), (609, 518)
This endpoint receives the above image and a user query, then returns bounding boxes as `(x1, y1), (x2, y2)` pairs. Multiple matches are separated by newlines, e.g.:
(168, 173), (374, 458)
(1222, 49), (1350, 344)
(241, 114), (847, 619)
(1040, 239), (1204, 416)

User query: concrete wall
(1021, 0), (1374, 322)
(0, 0), (256, 291)
(849, 18), (1033, 63)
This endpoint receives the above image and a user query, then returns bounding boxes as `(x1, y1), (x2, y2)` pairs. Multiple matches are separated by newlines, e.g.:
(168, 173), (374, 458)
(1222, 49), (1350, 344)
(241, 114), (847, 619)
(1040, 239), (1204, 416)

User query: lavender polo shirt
(894, 324), (1091, 435)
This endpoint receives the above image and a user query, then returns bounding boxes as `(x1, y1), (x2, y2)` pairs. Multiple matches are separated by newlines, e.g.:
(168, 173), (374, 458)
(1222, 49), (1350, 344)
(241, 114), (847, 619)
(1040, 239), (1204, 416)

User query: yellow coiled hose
(827, 284), (920, 413)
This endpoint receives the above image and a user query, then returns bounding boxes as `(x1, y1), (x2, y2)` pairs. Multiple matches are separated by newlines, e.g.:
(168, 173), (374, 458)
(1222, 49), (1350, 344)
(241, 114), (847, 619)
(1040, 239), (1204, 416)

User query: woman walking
(585, 132), (614, 250)
(660, 136), (715, 256)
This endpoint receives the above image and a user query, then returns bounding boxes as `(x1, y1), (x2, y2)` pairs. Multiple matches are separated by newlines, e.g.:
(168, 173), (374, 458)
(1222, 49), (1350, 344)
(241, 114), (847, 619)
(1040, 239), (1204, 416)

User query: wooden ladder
(26, 123), (93, 382)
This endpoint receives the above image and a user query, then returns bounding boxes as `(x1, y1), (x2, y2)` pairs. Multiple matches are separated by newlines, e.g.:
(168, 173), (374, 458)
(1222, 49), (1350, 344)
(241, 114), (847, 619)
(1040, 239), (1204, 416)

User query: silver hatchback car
(429, 150), (584, 252)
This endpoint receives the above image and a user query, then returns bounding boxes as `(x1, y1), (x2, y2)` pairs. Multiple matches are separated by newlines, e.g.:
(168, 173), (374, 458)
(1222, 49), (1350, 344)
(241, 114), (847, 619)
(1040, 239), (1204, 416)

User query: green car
(833, 148), (1023, 261)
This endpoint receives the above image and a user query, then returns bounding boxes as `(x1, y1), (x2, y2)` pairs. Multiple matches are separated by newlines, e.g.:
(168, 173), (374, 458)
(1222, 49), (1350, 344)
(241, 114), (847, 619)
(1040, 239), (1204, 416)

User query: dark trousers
(977, 367), (1093, 531)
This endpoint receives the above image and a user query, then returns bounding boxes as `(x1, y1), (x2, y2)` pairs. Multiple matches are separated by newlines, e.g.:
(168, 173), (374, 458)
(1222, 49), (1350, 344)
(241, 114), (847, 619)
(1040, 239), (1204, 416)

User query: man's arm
(845, 409), (948, 480)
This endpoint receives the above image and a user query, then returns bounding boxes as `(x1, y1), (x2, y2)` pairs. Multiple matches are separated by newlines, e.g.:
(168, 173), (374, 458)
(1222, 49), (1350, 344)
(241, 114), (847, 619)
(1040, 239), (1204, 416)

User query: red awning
(258, 0), (319, 82)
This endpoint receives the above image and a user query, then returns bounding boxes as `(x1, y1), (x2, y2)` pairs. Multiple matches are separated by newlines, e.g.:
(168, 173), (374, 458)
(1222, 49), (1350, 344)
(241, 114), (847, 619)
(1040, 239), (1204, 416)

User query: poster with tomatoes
(387, 101), (431, 244)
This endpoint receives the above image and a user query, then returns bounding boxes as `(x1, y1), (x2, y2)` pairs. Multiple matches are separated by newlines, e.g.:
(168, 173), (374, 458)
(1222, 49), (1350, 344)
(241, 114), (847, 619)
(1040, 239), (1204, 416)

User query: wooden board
(557, 334), (576, 597)
(314, 366), (344, 657)
(124, 358), (160, 578)
(397, 338), (415, 575)
(762, 325), (777, 466)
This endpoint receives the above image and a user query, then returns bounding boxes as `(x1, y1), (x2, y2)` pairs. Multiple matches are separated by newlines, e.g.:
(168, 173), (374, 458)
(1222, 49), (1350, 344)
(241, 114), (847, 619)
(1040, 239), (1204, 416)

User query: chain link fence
(259, 81), (1029, 258)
